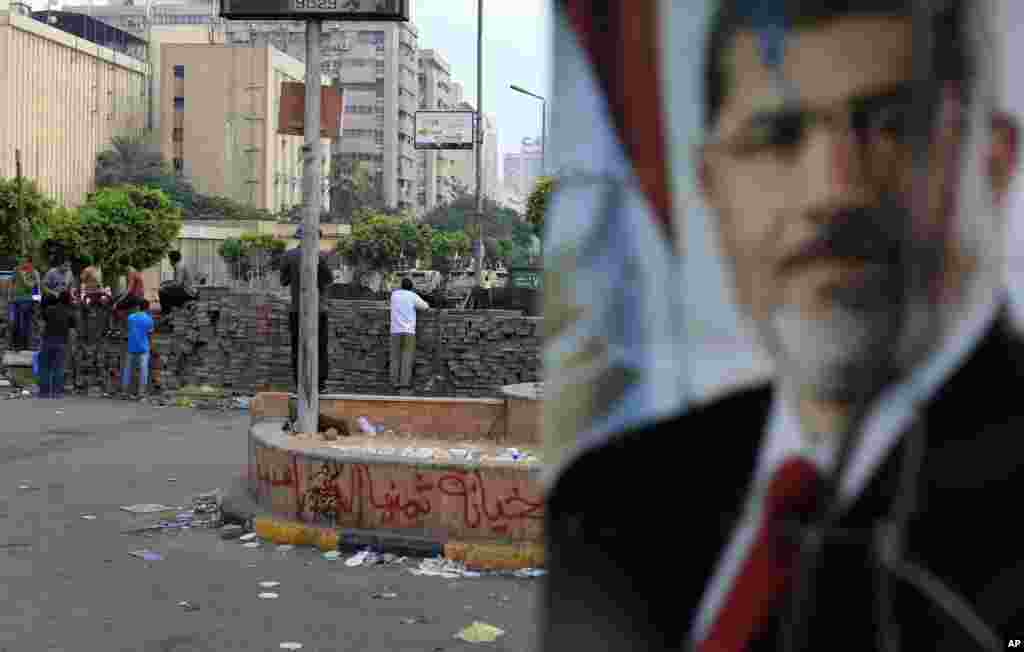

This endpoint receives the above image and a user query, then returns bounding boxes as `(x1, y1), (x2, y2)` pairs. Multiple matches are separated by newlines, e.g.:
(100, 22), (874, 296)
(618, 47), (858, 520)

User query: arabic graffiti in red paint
(253, 445), (544, 534)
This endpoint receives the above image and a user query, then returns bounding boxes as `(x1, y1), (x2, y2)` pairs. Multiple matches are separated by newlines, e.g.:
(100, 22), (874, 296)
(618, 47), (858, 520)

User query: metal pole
(541, 98), (546, 175)
(473, 0), (484, 285)
(296, 18), (322, 435)
(15, 149), (25, 258)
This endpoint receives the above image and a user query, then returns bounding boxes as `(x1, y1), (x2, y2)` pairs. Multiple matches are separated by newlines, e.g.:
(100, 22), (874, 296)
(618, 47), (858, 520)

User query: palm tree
(95, 134), (167, 188)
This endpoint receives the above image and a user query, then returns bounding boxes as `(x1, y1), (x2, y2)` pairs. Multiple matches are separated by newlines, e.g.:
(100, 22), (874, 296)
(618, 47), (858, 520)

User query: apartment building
(62, 0), (227, 134)
(504, 137), (543, 201)
(233, 20), (421, 213)
(416, 48), (459, 212)
(446, 104), (498, 201)
(159, 43), (331, 213)
(0, 4), (148, 206)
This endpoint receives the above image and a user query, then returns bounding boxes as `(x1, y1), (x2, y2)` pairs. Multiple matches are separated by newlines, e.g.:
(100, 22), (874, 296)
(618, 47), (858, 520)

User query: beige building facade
(0, 3), (148, 207)
(233, 20), (422, 213)
(159, 43), (331, 213)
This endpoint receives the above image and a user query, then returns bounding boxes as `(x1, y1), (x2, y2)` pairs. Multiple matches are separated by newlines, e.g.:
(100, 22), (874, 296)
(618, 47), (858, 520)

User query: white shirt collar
(760, 273), (1002, 501)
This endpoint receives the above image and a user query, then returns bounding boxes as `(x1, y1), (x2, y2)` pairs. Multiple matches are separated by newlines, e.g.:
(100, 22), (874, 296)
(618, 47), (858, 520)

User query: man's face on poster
(698, 14), (983, 400)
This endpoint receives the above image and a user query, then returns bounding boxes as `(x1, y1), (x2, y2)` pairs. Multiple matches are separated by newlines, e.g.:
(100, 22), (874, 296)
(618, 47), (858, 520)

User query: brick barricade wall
(0, 292), (543, 398)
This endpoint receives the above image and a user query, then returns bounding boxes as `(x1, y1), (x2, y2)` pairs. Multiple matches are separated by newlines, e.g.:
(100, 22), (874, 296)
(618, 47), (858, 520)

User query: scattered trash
(17, 484), (39, 492)
(513, 568), (547, 578)
(219, 524), (245, 540)
(177, 600), (200, 612)
(121, 504), (173, 514)
(322, 551), (341, 561)
(279, 643), (303, 650)
(242, 542), (261, 549)
(167, 478), (177, 483)
(356, 416), (375, 435)
(371, 592), (398, 600)
(55, 410), (64, 415)
(129, 549), (163, 562)
(462, 571), (482, 578)
(276, 544), (295, 552)
(400, 447), (436, 460)
(454, 622), (505, 644)
(409, 557), (472, 579)
(345, 550), (370, 567)
(190, 490), (222, 528)
(257, 592), (279, 600)
(80, 514), (97, 520)
(259, 581), (281, 589)
(239, 533), (258, 541)
(234, 397), (251, 410)
(401, 616), (430, 625)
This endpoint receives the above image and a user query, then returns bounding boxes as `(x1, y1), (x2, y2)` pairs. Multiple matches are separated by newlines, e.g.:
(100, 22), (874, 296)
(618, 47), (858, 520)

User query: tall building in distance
(503, 137), (542, 206)
(159, 43), (331, 212)
(417, 48), (455, 212)
(231, 20), (422, 213)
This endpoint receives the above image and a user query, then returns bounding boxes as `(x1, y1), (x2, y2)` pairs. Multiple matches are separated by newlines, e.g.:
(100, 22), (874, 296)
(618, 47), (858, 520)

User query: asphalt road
(0, 398), (541, 652)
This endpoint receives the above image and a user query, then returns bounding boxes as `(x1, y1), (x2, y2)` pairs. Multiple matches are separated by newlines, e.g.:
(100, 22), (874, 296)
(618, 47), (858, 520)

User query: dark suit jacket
(543, 312), (1024, 651)
(279, 247), (332, 313)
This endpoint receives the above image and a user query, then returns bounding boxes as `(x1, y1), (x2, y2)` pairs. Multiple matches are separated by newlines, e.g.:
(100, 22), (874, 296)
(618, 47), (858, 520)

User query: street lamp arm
(510, 84), (545, 102)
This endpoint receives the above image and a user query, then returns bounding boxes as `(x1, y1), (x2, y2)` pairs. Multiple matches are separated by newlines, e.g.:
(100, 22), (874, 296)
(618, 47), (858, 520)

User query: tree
(429, 230), (471, 288)
(397, 221), (434, 269)
(0, 177), (55, 260)
(76, 185), (183, 284)
(420, 188), (524, 242)
(525, 175), (555, 238)
(95, 134), (167, 188)
(217, 232), (287, 282)
(329, 159), (382, 223)
(335, 214), (404, 289)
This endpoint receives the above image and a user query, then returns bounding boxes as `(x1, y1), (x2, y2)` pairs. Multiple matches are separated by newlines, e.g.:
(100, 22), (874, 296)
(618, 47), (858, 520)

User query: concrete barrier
(246, 392), (545, 560)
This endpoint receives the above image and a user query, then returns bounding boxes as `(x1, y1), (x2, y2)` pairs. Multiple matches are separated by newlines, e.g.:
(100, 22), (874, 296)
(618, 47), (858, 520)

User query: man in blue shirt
(122, 300), (154, 399)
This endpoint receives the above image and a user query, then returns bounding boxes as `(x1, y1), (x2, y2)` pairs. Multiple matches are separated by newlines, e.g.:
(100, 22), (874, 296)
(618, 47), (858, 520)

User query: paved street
(0, 398), (540, 652)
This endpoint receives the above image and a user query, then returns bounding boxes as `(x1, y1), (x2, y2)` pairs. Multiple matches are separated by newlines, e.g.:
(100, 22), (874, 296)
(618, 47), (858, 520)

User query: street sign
(414, 111), (475, 150)
(219, 0), (409, 20)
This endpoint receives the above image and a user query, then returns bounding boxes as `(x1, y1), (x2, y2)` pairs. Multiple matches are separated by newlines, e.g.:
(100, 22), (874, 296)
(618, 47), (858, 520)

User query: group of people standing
(280, 225), (433, 395)
(5, 250), (197, 399)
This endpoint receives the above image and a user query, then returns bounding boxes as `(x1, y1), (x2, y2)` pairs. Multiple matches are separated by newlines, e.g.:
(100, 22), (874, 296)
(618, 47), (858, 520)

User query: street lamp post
(509, 84), (546, 174)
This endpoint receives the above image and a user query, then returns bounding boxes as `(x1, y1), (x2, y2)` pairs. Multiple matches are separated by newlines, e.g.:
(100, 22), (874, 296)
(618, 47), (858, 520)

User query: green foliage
(336, 214), (405, 285)
(525, 176), (555, 236)
(329, 160), (382, 223)
(217, 231), (287, 281)
(429, 229), (470, 274)
(76, 185), (183, 280)
(420, 191), (524, 241)
(494, 239), (515, 266)
(38, 206), (86, 269)
(397, 221), (434, 267)
(96, 135), (279, 222)
(0, 177), (55, 259)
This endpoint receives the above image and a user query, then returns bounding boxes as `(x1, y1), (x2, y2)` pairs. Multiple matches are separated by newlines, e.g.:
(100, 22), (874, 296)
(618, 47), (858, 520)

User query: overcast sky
(412, 0), (552, 163)
(28, 0), (553, 169)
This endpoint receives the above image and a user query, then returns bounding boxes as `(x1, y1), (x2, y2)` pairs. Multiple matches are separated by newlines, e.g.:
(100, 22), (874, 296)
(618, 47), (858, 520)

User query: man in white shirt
(390, 277), (430, 390)
(544, 2), (1023, 651)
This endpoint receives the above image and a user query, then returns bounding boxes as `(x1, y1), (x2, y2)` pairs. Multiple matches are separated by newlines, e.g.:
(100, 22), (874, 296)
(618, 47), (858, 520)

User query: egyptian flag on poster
(542, 0), (774, 483)
(543, 0), (698, 482)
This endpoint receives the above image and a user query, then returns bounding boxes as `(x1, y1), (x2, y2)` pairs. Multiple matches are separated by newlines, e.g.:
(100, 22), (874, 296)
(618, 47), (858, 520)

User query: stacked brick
(3, 293), (543, 398)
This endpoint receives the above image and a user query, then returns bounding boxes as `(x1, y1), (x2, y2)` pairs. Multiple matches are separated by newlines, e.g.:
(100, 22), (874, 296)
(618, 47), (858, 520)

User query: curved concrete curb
(222, 477), (544, 570)
(240, 412), (546, 570)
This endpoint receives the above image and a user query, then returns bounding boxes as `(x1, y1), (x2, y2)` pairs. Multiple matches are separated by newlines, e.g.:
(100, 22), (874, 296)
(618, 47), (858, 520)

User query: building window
(173, 97), (184, 110)
(173, 64), (184, 79)
(172, 128), (183, 142)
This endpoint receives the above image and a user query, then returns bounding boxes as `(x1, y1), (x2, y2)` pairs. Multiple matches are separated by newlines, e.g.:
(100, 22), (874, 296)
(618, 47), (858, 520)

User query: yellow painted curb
(444, 541), (545, 571)
(253, 516), (338, 551)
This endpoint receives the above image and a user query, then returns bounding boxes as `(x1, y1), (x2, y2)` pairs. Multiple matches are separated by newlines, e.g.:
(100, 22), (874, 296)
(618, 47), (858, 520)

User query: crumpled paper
(454, 622), (505, 643)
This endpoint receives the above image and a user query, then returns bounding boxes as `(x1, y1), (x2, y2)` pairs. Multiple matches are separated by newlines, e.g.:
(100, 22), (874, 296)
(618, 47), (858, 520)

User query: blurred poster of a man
(544, 2), (1023, 651)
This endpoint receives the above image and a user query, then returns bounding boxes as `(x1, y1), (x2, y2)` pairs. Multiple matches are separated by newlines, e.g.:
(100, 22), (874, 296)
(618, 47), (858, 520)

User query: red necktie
(698, 457), (825, 652)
